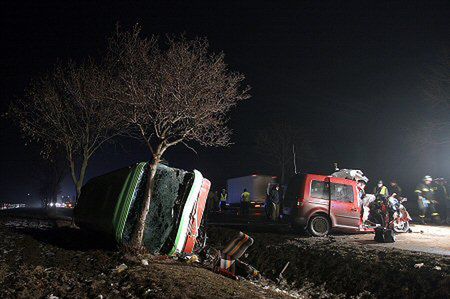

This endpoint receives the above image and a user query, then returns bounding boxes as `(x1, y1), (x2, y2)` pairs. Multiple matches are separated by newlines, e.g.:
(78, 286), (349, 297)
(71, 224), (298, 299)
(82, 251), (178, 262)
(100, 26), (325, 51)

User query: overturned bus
(74, 162), (210, 255)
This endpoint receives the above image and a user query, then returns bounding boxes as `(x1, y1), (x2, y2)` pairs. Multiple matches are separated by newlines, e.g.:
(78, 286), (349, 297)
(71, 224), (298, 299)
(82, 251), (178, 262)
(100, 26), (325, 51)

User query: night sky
(1, 1), (449, 204)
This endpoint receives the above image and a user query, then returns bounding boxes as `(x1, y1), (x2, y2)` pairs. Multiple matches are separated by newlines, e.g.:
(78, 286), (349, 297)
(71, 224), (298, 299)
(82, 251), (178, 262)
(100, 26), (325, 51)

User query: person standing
(373, 180), (389, 198)
(435, 178), (449, 224)
(241, 188), (251, 216)
(268, 185), (281, 221)
(388, 180), (402, 197)
(219, 189), (228, 211)
(356, 180), (367, 222)
(357, 180), (367, 205)
(415, 175), (439, 224)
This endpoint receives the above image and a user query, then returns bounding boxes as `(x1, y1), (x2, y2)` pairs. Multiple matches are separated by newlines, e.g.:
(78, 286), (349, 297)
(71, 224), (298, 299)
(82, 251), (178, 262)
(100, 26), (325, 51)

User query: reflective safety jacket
(220, 192), (227, 202)
(241, 191), (251, 202)
(373, 185), (389, 197)
(414, 183), (436, 201)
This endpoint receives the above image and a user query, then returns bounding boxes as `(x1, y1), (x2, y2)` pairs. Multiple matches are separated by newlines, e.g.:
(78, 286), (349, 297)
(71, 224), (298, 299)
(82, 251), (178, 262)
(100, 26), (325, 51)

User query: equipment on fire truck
(331, 169), (369, 183)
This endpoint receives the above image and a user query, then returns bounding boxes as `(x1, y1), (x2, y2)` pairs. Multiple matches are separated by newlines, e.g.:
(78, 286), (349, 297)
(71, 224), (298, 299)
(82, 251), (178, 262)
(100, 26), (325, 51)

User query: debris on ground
(2, 206), (449, 298)
(0, 218), (293, 298)
(114, 263), (128, 273)
(207, 226), (450, 299)
(215, 232), (254, 279)
(276, 262), (290, 284)
(186, 255), (199, 264)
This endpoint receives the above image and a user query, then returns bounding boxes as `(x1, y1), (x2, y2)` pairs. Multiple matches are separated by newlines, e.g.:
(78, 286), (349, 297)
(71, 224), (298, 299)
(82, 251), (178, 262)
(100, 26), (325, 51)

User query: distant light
(252, 174), (257, 177)
(27, 193), (30, 196)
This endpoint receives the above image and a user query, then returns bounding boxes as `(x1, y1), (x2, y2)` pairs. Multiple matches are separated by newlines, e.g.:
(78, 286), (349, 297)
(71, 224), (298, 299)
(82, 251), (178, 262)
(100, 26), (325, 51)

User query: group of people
(240, 185), (281, 220)
(357, 176), (449, 225)
(216, 186), (282, 219)
(214, 175), (449, 225)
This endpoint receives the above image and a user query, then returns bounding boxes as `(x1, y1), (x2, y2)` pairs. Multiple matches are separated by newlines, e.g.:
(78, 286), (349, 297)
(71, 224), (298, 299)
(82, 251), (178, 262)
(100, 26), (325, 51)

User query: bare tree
(9, 60), (124, 198)
(108, 26), (250, 249)
(255, 121), (314, 184)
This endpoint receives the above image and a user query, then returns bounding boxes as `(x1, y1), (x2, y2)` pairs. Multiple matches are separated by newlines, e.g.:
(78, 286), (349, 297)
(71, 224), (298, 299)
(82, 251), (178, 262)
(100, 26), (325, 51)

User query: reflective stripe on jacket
(220, 193), (227, 202)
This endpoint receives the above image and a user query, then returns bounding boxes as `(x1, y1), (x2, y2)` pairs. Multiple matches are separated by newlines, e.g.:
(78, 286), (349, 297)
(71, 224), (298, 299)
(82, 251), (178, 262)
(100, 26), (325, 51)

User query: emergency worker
(415, 175), (439, 224)
(373, 180), (389, 198)
(435, 178), (449, 224)
(241, 189), (251, 216)
(388, 180), (402, 197)
(220, 189), (228, 211)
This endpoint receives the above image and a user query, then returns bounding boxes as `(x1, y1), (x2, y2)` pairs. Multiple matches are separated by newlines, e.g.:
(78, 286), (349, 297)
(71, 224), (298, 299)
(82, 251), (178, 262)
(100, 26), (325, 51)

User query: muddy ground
(1, 210), (449, 298)
(0, 217), (295, 299)
(207, 226), (450, 299)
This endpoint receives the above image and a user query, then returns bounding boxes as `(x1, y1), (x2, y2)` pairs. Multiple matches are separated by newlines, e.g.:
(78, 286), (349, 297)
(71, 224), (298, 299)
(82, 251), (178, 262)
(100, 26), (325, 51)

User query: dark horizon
(1, 1), (449, 204)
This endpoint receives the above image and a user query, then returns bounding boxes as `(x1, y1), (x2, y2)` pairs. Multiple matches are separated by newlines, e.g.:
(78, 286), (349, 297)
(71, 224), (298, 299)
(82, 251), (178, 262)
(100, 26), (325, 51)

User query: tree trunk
(130, 155), (161, 249)
(69, 154), (89, 200)
(75, 182), (83, 201)
(77, 155), (89, 199)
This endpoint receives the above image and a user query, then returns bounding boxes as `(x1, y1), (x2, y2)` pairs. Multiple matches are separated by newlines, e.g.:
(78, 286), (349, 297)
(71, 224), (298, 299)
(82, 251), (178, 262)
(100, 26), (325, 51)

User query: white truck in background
(226, 175), (277, 207)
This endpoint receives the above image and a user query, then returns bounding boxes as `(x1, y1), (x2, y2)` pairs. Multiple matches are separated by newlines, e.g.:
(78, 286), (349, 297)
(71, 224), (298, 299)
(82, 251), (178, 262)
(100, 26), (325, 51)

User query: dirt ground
(207, 226), (450, 299)
(0, 217), (295, 299)
(208, 210), (450, 256)
(1, 209), (449, 298)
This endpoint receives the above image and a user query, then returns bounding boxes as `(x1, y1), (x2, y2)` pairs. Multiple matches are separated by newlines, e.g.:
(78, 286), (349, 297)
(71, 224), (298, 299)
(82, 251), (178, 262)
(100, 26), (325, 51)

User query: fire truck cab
(283, 173), (364, 236)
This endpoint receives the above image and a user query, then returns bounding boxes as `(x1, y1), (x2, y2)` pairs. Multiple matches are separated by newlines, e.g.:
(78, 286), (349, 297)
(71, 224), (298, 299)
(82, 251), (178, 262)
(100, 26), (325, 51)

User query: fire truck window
(310, 180), (329, 200)
(331, 183), (354, 202)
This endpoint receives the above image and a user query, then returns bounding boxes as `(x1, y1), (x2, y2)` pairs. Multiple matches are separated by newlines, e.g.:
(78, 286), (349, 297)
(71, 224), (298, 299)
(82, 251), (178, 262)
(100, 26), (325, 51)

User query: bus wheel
(308, 215), (330, 237)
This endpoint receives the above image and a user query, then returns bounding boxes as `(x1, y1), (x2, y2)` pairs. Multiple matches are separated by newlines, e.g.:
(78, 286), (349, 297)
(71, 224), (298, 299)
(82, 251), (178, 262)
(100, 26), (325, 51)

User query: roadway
(207, 208), (450, 256)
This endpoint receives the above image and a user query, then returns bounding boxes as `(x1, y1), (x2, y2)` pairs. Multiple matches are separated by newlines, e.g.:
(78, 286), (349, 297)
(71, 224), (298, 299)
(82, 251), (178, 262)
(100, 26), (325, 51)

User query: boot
(431, 213), (441, 224)
(418, 216), (427, 225)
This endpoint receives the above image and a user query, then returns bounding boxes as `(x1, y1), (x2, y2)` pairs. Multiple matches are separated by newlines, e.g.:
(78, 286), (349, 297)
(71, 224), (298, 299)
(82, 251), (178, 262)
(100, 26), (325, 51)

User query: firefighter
(415, 175), (439, 224)
(219, 189), (228, 211)
(241, 189), (251, 216)
(373, 180), (389, 198)
(435, 178), (449, 224)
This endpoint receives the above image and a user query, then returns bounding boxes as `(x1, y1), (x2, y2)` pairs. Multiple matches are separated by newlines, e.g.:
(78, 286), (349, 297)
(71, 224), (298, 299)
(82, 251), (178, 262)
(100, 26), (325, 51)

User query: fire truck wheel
(308, 215), (330, 237)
